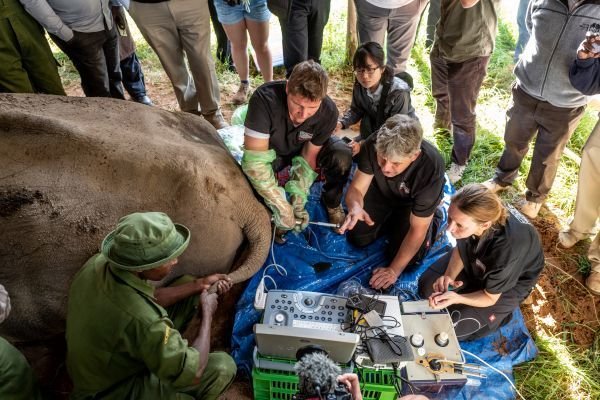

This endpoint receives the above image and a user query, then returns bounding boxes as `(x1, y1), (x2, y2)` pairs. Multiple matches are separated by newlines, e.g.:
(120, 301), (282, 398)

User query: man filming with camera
(293, 346), (428, 400)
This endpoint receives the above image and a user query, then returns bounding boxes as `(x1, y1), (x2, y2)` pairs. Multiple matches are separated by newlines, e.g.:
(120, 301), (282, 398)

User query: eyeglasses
(353, 66), (381, 77)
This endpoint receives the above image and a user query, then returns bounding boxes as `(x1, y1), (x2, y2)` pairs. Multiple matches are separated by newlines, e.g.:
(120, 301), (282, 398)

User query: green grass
(514, 332), (600, 400)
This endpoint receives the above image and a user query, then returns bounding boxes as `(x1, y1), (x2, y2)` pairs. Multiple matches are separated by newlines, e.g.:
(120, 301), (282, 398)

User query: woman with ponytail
(419, 183), (544, 340)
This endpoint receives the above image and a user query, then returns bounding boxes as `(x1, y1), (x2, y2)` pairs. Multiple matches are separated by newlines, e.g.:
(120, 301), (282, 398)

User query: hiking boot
(327, 204), (346, 231)
(586, 271), (600, 295)
(232, 82), (250, 105)
(520, 200), (542, 219)
(558, 229), (588, 249)
(447, 163), (466, 184)
(203, 111), (229, 130)
(482, 179), (508, 194)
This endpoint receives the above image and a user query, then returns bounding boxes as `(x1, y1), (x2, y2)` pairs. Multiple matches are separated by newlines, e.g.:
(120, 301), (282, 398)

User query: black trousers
(51, 25), (124, 99)
(347, 184), (441, 264)
(275, 137), (352, 209)
(268, 0), (331, 77)
(418, 252), (525, 341)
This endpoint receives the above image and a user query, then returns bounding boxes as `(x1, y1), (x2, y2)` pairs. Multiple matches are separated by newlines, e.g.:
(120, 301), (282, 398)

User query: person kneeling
(66, 212), (236, 399)
(419, 184), (544, 340)
(339, 114), (445, 290)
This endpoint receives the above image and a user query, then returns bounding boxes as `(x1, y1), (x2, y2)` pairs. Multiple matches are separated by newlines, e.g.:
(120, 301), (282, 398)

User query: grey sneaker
(558, 230), (587, 249)
(586, 271), (600, 296)
(232, 82), (250, 105)
(204, 111), (229, 130)
(482, 179), (508, 194)
(520, 200), (542, 219)
(447, 163), (466, 184)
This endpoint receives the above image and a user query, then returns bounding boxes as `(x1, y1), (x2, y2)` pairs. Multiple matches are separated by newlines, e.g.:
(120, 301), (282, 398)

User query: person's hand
(197, 274), (233, 295)
(348, 140), (361, 157)
(369, 267), (400, 290)
(290, 195), (309, 232)
(335, 121), (343, 132)
(112, 6), (127, 31)
(428, 290), (461, 310)
(337, 373), (362, 400)
(338, 204), (374, 234)
(432, 275), (463, 294)
(196, 273), (230, 291)
(199, 290), (218, 316)
(577, 32), (600, 60)
(272, 201), (296, 231)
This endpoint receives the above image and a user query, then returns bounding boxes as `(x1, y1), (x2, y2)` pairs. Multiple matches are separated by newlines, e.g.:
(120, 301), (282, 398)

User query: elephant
(0, 93), (271, 346)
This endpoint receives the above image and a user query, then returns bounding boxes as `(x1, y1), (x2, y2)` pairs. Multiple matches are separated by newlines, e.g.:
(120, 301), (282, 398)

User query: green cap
(101, 212), (190, 271)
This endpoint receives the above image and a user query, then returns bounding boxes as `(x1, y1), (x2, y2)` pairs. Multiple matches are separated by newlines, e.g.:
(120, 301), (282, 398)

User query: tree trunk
(346, 0), (358, 63)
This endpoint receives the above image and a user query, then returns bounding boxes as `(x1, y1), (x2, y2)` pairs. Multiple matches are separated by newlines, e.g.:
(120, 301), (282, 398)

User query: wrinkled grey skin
(0, 94), (271, 343)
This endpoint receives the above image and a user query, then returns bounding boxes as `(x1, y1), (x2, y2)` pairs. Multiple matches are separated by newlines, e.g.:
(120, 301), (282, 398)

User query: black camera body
(293, 383), (352, 400)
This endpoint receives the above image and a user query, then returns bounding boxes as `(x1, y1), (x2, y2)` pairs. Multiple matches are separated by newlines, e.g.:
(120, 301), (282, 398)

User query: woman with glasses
(336, 42), (416, 156)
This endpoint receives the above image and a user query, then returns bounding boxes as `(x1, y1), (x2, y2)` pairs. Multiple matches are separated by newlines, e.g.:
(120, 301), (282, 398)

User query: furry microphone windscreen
(294, 352), (342, 396)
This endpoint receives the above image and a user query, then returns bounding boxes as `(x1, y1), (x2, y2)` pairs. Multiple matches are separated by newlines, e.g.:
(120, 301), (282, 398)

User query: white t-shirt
(365, 0), (415, 9)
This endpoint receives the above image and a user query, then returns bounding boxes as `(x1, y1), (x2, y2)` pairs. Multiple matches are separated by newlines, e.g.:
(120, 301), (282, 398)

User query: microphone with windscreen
(293, 345), (353, 400)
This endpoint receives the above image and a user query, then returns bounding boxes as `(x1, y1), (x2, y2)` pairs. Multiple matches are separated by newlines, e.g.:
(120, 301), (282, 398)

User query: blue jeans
(515, 0), (530, 62)
(120, 52), (147, 99)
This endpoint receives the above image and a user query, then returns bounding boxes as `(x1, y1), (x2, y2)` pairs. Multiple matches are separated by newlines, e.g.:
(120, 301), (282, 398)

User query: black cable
(392, 363), (417, 395)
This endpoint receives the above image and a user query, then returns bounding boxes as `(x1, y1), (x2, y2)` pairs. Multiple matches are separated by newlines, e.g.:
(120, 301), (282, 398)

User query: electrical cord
(392, 362), (417, 395)
(449, 309), (484, 339)
(304, 226), (357, 262)
(461, 349), (526, 400)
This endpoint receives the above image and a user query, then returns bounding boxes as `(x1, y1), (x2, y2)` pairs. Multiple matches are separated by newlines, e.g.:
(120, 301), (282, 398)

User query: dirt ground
(60, 73), (599, 398)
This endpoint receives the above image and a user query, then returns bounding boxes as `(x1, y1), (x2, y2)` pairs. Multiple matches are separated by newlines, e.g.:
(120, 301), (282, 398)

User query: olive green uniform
(0, 0), (65, 94)
(0, 337), (44, 400)
(66, 254), (236, 400)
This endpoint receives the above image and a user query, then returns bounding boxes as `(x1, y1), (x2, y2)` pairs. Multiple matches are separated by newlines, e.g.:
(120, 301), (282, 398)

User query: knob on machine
(410, 333), (424, 348)
(435, 331), (450, 347)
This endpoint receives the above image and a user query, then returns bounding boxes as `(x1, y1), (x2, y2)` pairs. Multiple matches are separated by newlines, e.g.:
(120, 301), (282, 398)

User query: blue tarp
(230, 179), (536, 399)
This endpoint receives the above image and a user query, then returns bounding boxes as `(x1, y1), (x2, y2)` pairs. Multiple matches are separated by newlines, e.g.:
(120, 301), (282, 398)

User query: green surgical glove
(242, 149), (295, 230)
(285, 156), (318, 232)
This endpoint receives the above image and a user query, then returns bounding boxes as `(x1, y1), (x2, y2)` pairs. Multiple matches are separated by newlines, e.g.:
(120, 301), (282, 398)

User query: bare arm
(369, 212), (433, 290)
(300, 141), (322, 171)
(444, 247), (465, 281)
(154, 274), (231, 308)
(338, 170), (374, 233)
(430, 288), (501, 310)
(191, 291), (218, 382)
(460, 0), (480, 8)
(388, 213), (433, 275)
(244, 134), (270, 151)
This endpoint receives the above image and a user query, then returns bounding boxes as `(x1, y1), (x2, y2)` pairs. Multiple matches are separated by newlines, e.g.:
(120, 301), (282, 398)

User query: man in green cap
(66, 211), (236, 400)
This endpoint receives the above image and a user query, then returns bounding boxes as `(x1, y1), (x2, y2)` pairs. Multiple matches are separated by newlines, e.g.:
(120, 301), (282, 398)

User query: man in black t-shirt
(242, 61), (352, 235)
(339, 114), (445, 290)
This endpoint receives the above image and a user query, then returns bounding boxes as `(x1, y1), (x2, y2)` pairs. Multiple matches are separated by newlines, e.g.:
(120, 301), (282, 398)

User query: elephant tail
(221, 193), (271, 287)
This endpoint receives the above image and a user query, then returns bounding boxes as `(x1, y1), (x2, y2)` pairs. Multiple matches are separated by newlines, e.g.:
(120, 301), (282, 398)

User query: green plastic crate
(252, 364), (398, 400)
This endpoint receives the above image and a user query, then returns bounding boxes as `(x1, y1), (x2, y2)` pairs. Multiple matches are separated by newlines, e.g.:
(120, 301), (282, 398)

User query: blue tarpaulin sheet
(230, 178), (537, 399)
